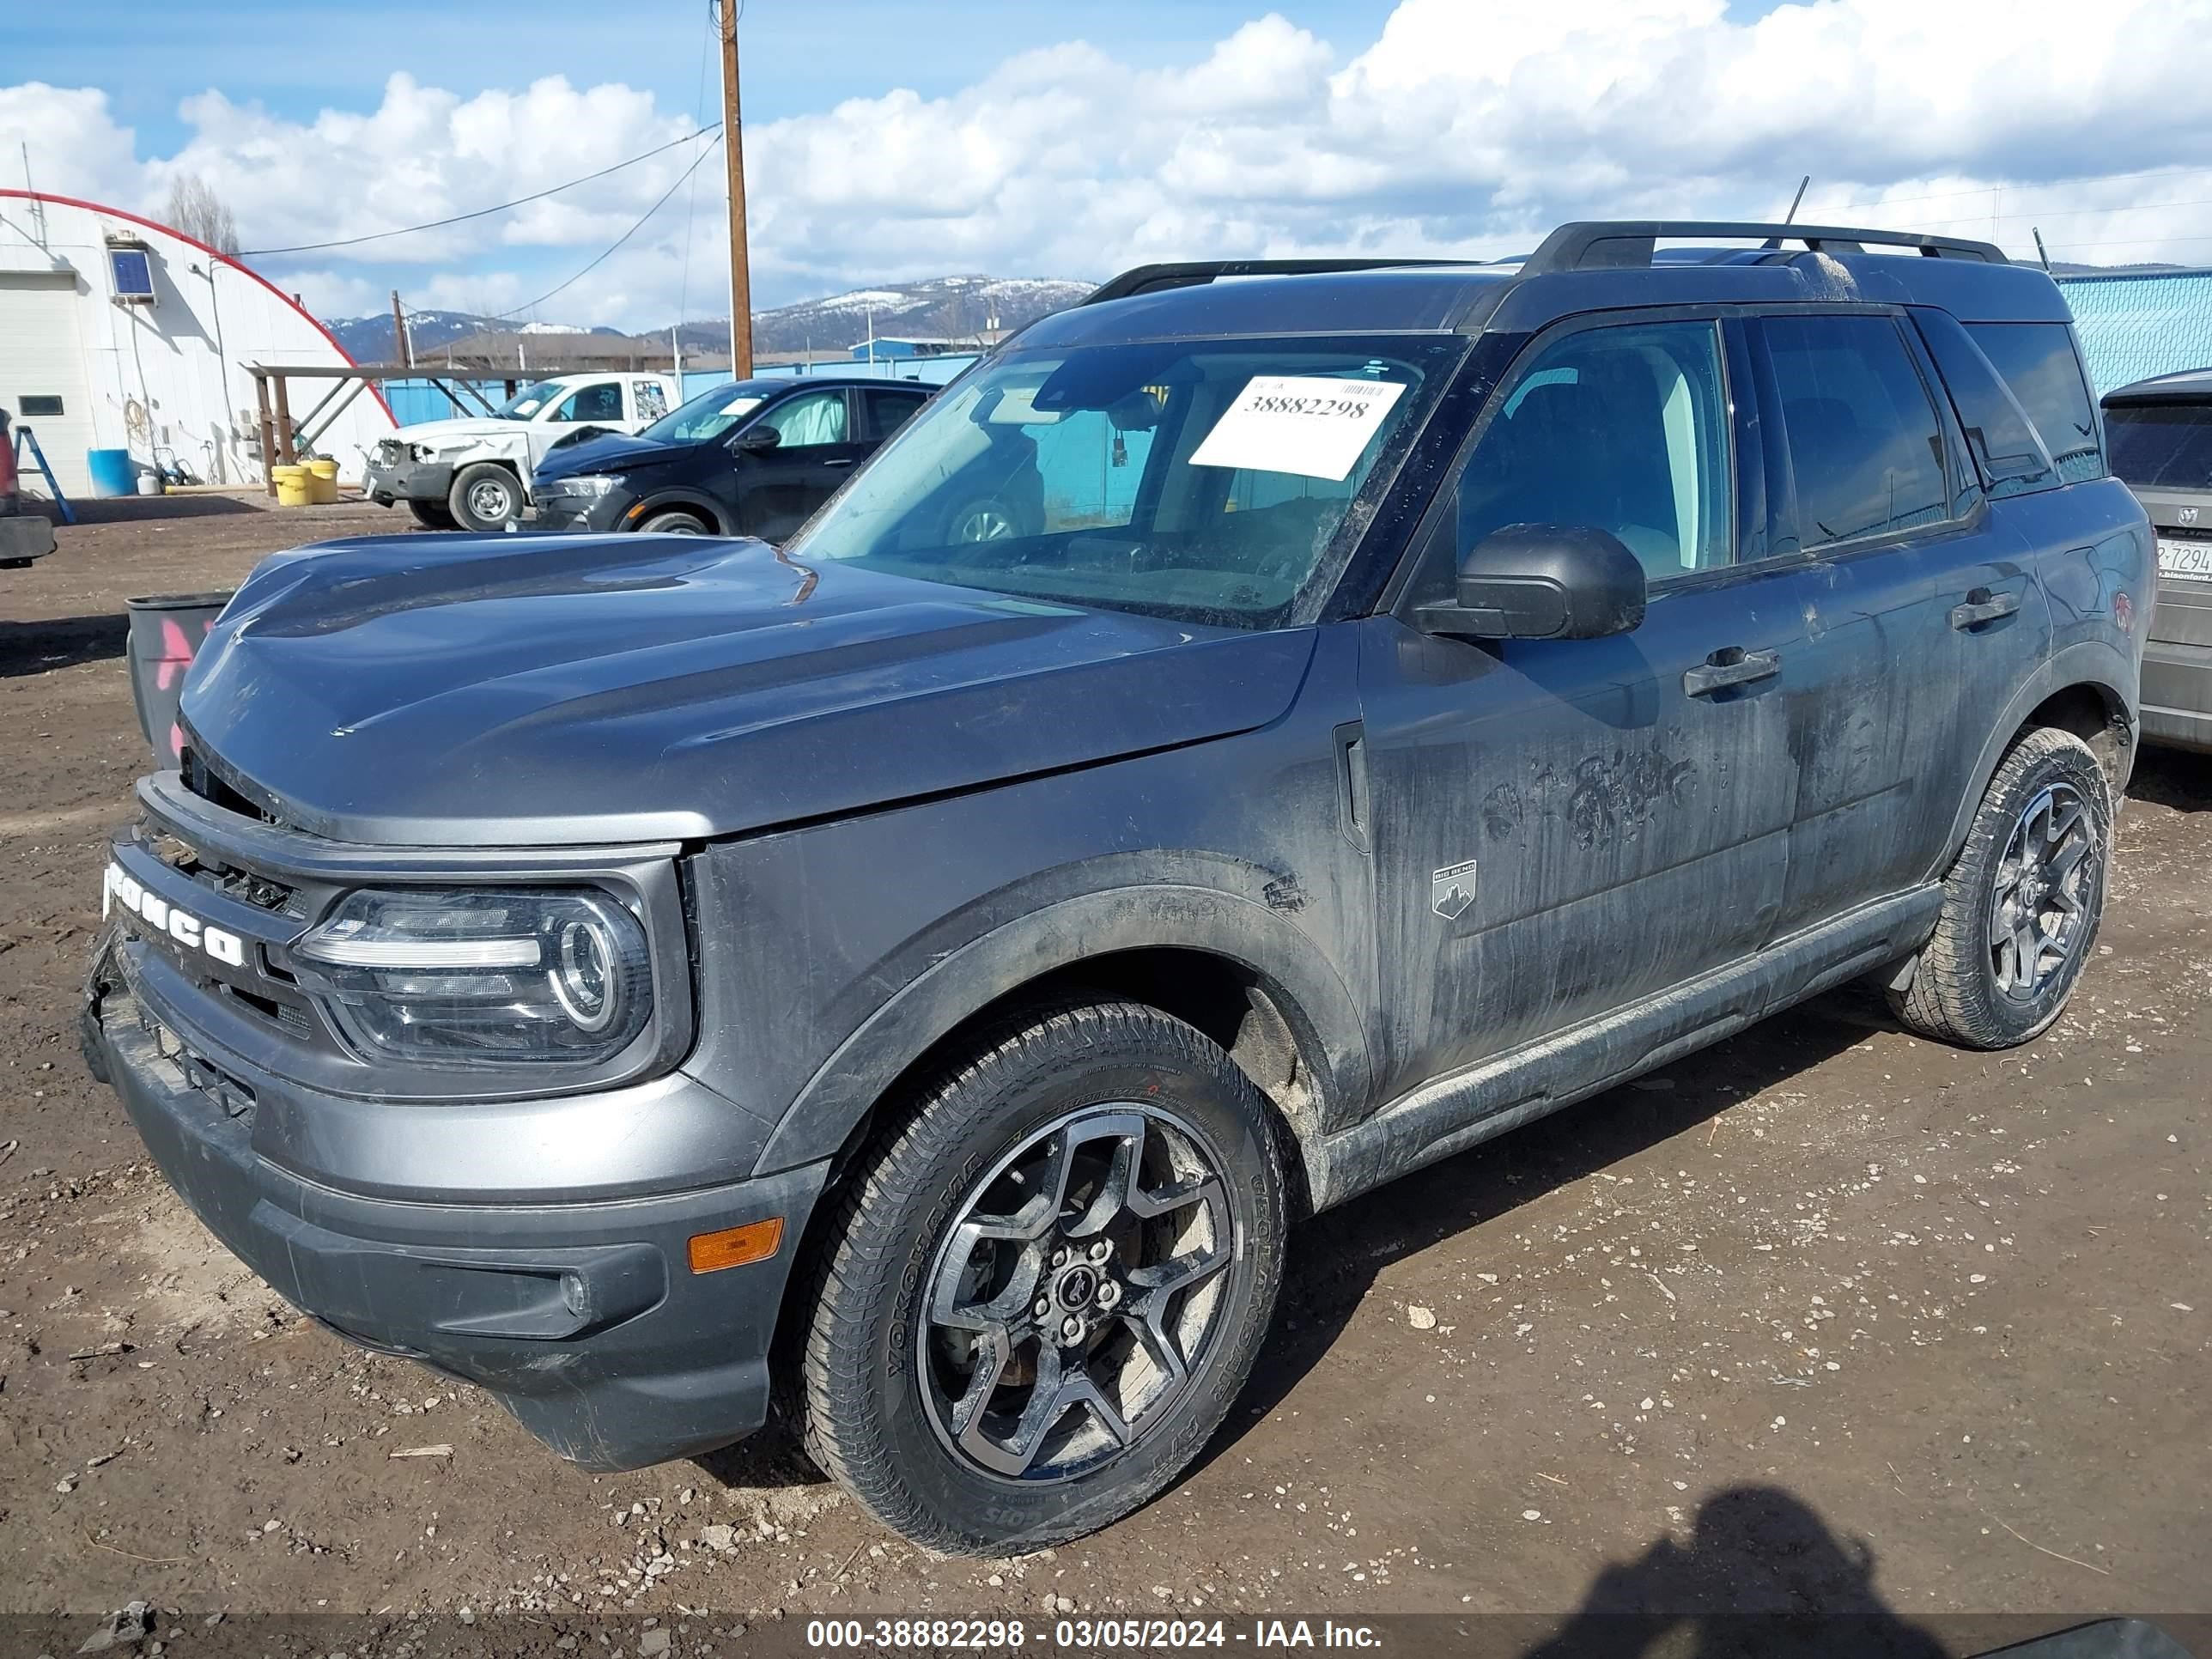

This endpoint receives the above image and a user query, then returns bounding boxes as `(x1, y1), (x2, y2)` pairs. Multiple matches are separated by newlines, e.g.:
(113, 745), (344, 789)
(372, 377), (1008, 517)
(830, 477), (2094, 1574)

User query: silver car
(2106, 368), (2212, 752)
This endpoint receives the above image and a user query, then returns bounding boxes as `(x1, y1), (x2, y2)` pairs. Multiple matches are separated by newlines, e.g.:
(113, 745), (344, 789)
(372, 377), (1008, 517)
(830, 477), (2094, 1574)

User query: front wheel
(1890, 726), (2112, 1048)
(636, 509), (709, 535)
(447, 462), (524, 532)
(800, 1000), (1285, 1555)
(406, 499), (458, 531)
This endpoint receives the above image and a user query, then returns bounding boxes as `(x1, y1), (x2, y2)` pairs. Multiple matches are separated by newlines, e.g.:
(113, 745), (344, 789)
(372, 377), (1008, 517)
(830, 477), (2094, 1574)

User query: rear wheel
(800, 1000), (1285, 1555)
(406, 499), (458, 531)
(447, 463), (524, 532)
(1890, 726), (2112, 1048)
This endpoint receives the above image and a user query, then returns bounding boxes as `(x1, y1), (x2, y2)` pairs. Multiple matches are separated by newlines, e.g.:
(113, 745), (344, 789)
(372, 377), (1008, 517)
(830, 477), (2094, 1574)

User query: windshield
(2106, 403), (2212, 491)
(641, 384), (769, 445)
(494, 380), (568, 420)
(786, 335), (1460, 628)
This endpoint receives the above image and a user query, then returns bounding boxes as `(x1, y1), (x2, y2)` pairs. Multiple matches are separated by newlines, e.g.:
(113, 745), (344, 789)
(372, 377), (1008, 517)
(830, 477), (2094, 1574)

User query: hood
(389, 416), (522, 451)
(536, 428), (685, 479)
(179, 535), (1316, 846)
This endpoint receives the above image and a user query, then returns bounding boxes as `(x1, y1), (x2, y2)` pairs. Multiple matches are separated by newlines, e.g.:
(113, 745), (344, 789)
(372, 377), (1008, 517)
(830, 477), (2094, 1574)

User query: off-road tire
(447, 462), (524, 532)
(1889, 726), (2112, 1048)
(406, 499), (458, 531)
(799, 1000), (1286, 1556)
(637, 509), (710, 535)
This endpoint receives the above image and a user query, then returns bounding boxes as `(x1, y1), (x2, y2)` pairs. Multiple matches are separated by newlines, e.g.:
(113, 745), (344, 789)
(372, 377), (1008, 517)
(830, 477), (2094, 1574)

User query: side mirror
(733, 423), (782, 454)
(1418, 524), (1647, 641)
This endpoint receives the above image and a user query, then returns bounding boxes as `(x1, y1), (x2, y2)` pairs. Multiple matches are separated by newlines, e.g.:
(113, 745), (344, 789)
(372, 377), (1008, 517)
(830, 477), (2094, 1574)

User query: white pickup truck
(363, 371), (684, 531)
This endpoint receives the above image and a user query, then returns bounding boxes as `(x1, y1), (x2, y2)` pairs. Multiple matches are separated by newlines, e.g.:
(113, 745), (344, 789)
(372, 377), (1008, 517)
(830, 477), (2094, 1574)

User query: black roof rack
(1520, 220), (2008, 273)
(1080, 258), (1475, 307)
(1076, 223), (2009, 314)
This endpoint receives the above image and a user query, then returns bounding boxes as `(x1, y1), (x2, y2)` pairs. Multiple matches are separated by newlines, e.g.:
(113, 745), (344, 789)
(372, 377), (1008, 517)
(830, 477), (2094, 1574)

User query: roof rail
(1520, 221), (2008, 274)
(1080, 258), (1474, 307)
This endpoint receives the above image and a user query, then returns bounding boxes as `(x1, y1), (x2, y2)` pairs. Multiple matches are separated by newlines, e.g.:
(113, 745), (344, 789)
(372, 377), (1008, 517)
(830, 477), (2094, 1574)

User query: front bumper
(363, 455), (454, 507)
(531, 489), (633, 533)
(88, 989), (827, 1469)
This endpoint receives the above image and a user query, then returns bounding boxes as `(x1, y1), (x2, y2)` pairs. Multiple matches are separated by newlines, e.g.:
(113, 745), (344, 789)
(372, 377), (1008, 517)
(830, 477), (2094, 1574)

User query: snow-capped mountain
(743, 276), (1093, 356)
(321, 276), (1094, 365)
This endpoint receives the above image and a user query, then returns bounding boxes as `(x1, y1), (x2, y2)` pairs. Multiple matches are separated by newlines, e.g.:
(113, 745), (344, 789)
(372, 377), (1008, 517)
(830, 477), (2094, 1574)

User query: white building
(0, 189), (396, 495)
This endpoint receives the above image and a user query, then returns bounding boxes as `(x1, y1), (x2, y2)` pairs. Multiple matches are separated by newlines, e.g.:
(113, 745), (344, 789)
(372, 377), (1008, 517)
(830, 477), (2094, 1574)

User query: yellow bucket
(307, 458), (340, 504)
(272, 465), (312, 507)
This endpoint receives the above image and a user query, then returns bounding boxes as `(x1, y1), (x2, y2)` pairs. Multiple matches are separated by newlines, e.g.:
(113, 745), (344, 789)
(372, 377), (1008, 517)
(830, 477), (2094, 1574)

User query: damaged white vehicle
(364, 372), (683, 531)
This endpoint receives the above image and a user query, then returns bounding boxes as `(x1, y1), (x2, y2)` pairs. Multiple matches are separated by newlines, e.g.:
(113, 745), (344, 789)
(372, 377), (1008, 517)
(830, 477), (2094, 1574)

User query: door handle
(821, 458), (856, 468)
(1682, 647), (1781, 697)
(1949, 587), (2021, 630)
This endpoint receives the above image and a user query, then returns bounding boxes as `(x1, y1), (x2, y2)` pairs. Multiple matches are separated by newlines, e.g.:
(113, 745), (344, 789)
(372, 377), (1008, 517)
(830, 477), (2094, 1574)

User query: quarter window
(1455, 320), (1733, 583)
(1967, 323), (2105, 483)
(1764, 315), (1949, 550)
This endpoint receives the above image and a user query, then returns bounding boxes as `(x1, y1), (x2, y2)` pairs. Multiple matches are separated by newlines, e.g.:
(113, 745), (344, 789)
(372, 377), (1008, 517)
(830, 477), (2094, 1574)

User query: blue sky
(7, 0), (2207, 330)
(18, 1), (1378, 149)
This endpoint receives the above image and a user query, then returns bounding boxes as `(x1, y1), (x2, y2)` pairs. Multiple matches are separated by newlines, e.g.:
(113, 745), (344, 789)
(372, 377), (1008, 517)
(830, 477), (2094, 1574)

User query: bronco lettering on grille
(102, 861), (246, 968)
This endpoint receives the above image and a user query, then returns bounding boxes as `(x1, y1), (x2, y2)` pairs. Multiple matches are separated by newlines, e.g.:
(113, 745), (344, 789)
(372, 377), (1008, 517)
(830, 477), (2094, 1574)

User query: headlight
(291, 888), (653, 1067)
(542, 474), (622, 499)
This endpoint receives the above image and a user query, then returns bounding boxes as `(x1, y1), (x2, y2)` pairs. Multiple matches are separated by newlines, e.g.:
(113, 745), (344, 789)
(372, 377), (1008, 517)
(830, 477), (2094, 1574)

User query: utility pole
(720, 0), (754, 377)
(391, 289), (411, 368)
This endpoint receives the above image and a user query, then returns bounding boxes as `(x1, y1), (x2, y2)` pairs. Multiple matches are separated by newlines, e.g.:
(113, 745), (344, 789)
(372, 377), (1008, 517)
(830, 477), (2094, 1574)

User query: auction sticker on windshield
(1189, 374), (1408, 481)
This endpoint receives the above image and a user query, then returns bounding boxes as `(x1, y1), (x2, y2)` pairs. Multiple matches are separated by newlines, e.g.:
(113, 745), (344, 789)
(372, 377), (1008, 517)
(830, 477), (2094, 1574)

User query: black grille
(149, 823), (306, 920)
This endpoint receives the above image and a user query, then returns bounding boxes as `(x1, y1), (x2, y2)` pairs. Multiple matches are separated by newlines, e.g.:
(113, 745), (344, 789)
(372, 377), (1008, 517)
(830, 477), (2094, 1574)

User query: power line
(241, 125), (717, 256)
(1819, 163), (2212, 218)
(495, 132), (723, 320)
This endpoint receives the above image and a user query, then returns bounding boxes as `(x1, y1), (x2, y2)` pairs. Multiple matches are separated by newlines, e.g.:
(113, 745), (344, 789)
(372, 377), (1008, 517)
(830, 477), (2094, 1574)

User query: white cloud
(9, 0), (2212, 332)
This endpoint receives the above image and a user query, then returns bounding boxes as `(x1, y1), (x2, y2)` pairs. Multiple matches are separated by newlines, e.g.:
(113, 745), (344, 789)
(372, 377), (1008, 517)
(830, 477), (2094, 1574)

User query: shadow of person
(1522, 1486), (1946, 1659)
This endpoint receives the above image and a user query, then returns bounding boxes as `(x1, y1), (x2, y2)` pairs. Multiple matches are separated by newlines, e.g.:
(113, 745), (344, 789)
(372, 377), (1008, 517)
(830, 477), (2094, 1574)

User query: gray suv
(2103, 368), (2212, 752)
(83, 221), (2151, 1555)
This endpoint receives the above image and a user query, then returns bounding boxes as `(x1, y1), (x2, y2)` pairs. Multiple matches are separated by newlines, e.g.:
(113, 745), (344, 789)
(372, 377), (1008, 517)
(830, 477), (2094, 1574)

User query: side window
(1966, 323), (2105, 483)
(1912, 309), (2054, 499)
(1453, 320), (1732, 585)
(1763, 315), (1949, 550)
(553, 382), (623, 423)
(760, 389), (850, 449)
(863, 389), (927, 442)
(631, 379), (670, 423)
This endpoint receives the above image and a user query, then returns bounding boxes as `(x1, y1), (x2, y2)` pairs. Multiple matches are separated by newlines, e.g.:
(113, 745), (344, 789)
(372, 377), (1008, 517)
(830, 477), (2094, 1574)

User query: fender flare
(1924, 637), (2138, 884)
(624, 488), (731, 534)
(750, 880), (1374, 1176)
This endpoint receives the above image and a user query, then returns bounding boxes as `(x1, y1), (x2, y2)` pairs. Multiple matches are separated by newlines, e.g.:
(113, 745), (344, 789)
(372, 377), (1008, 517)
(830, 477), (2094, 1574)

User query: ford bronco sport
(84, 222), (2149, 1555)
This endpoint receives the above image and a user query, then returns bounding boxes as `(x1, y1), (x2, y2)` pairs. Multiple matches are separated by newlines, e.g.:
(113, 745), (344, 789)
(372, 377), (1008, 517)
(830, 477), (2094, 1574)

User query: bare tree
(164, 174), (240, 256)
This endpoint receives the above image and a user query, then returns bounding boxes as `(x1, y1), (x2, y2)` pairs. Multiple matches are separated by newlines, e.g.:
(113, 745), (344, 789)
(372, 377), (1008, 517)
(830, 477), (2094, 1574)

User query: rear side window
(1966, 324), (2104, 483)
(2105, 403), (2212, 490)
(863, 388), (927, 442)
(1763, 315), (1949, 550)
(1912, 309), (2054, 498)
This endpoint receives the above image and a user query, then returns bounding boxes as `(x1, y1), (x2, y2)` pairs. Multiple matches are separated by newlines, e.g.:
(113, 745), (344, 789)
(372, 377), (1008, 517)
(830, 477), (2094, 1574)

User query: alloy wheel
(918, 1104), (1236, 1484)
(1988, 781), (2099, 1000)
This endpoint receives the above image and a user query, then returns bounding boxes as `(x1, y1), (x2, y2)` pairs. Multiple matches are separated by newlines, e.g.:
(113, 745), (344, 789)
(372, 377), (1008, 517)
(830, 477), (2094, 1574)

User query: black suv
(84, 222), (2149, 1556)
(2100, 368), (2212, 752)
(532, 375), (932, 544)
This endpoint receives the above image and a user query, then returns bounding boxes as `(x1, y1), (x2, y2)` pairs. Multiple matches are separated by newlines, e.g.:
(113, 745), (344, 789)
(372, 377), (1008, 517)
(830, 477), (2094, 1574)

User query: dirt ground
(2, 494), (2207, 1652)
